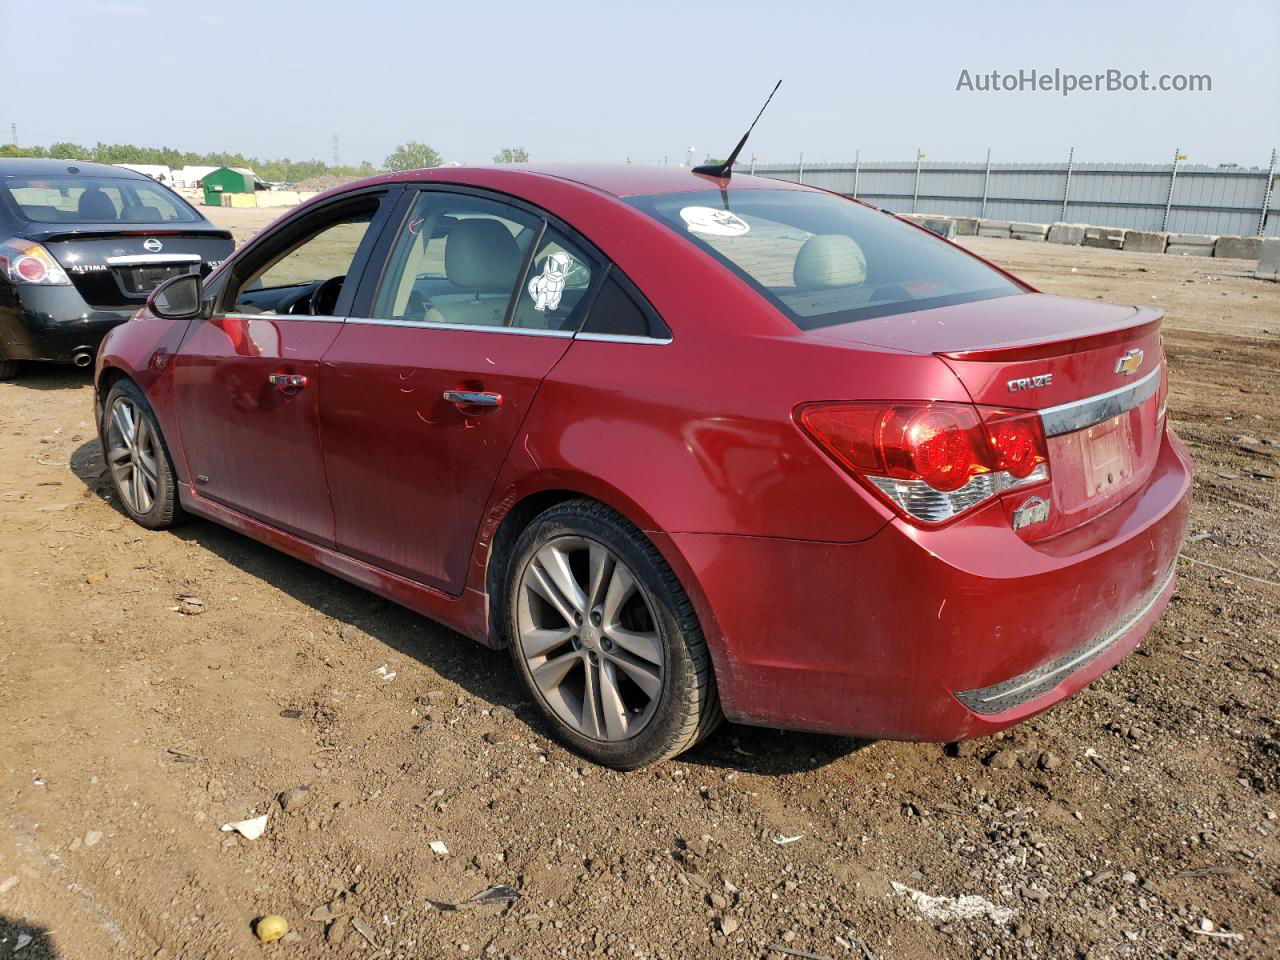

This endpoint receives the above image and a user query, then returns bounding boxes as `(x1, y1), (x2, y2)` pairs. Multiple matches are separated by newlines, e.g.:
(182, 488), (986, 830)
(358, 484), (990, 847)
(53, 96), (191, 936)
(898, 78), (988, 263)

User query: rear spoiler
(22, 225), (233, 243)
(938, 309), (1163, 362)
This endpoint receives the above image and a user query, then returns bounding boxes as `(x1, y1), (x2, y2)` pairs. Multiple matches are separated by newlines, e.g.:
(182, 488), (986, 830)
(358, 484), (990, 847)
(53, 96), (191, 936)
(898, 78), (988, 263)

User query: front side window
(627, 189), (1023, 330)
(230, 208), (375, 314)
(372, 193), (542, 328)
(1, 176), (201, 224)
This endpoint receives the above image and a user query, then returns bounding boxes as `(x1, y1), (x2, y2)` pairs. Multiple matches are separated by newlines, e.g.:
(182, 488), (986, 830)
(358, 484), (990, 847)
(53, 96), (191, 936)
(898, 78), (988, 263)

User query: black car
(0, 158), (234, 379)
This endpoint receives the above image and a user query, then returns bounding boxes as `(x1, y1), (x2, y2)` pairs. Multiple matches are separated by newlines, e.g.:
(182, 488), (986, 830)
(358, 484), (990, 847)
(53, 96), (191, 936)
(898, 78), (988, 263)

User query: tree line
(0, 141), (531, 181)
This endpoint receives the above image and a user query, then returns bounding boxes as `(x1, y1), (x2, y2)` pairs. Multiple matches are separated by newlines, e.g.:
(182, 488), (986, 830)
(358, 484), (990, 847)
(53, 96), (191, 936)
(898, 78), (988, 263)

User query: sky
(7, 0), (1279, 169)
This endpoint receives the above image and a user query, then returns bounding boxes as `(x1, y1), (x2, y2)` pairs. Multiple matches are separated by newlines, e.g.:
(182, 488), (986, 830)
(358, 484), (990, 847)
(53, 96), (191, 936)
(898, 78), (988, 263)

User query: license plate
(118, 264), (196, 295)
(1082, 417), (1133, 497)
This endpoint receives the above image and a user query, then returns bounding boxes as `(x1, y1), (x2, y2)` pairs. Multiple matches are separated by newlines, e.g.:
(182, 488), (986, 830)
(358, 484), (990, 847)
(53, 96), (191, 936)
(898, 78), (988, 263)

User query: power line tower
(9, 123), (16, 146)
(332, 134), (340, 167)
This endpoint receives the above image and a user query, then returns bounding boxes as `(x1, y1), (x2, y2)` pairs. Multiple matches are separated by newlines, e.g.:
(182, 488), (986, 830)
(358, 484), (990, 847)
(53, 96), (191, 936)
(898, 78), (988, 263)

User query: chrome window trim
(221, 311), (346, 323)
(344, 316), (574, 338)
(106, 253), (202, 266)
(574, 332), (672, 346)
(1038, 365), (1161, 438)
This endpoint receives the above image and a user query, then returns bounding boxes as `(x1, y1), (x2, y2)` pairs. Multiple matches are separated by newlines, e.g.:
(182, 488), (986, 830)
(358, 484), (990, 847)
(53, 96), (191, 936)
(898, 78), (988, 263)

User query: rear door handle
(443, 390), (502, 408)
(268, 374), (308, 389)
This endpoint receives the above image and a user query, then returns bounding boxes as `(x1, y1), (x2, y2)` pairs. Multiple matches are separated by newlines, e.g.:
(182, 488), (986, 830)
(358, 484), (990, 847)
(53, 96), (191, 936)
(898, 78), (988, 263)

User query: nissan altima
(0, 158), (233, 378)
(94, 164), (1191, 769)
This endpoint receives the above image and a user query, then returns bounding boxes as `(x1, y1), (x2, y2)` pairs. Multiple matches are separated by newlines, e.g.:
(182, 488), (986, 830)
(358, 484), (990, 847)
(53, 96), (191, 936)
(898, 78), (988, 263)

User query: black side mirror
(149, 273), (204, 320)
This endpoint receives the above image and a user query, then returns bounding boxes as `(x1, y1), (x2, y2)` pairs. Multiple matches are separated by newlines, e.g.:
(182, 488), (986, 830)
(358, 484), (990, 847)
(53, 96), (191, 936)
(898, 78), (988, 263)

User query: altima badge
(1012, 496), (1051, 531)
(1115, 348), (1144, 376)
(1007, 373), (1053, 392)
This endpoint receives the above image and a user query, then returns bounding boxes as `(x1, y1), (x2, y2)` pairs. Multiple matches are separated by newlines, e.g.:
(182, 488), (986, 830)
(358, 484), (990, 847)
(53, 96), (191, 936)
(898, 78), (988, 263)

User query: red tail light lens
(984, 411), (1048, 479)
(0, 238), (71, 286)
(880, 407), (987, 492)
(797, 401), (1050, 525)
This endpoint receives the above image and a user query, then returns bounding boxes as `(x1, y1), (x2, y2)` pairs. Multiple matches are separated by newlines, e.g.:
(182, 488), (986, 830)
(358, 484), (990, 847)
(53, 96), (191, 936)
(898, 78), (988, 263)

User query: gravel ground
(0, 229), (1277, 960)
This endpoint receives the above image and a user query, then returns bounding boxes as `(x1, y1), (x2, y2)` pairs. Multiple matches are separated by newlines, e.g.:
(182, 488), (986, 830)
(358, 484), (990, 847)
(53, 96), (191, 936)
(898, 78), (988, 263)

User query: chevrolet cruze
(94, 164), (1191, 768)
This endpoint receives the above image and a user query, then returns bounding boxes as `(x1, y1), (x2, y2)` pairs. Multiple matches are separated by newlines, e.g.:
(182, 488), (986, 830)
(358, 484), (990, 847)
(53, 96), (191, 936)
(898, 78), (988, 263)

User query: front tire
(102, 379), (187, 530)
(505, 500), (721, 769)
(0, 358), (17, 380)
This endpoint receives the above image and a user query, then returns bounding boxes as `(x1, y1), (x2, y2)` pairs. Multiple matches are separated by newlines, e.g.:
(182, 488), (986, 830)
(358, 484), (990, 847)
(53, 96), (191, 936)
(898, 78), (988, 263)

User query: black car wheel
(0, 358), (17, 381)
(505, 499), (721, 769)
(101, 379), (187, 530)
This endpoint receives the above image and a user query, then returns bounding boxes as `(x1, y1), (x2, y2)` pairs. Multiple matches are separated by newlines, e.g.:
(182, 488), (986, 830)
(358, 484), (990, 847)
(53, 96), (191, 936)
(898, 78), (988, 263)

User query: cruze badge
(1012, 496), (1051, 531)
(1115, 348), (1144, 376)
(1007, 373), (1053, 392)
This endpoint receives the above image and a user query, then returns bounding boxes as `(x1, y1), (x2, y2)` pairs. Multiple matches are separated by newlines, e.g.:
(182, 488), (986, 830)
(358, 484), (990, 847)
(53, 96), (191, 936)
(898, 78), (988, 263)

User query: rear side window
(627, 189), (1021, 330)
(1, 176), (201, 224)
(372, 192), (542, 328)
(581, 273), (669, 340)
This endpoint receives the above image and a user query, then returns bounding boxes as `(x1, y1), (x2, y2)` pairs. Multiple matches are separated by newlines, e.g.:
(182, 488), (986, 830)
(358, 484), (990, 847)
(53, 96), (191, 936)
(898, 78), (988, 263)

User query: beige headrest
(793, 234), (867, 288)
(446, 219), (520, 291)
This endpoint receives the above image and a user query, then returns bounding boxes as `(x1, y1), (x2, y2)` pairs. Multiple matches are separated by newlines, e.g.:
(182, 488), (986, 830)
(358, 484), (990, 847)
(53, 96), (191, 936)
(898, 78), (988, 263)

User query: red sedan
(95, 165), (1191, 769)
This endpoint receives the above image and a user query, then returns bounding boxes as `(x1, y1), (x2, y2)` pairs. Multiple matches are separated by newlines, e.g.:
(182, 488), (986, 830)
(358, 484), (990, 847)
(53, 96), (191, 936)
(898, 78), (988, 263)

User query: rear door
(173, 189), (396, 544)
(319, 187), (601, 594)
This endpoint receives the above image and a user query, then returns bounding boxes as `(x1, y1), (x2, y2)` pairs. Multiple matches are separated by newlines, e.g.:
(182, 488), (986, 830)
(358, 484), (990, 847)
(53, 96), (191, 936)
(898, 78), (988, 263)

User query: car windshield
(1, 175), (201, 224)
(627, 189), (1023, 329)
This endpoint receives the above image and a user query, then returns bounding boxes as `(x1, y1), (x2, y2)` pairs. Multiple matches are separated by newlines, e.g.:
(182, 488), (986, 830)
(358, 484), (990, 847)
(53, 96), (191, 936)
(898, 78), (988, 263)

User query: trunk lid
(812, 293), (1166, 539)
(30, 224), (234, 309)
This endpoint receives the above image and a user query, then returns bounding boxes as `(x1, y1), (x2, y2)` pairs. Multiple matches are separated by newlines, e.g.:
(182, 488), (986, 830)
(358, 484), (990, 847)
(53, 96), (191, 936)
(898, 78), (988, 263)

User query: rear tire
(101, 378), (187, 530)
(0, 359), (17, 380)
(505, 499), (721, 769)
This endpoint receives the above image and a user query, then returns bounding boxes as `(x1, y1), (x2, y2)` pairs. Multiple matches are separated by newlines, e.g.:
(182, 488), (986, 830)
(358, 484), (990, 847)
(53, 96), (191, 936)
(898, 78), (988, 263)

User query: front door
(320, 188), (602, 593)
(173, 192), (390, 543)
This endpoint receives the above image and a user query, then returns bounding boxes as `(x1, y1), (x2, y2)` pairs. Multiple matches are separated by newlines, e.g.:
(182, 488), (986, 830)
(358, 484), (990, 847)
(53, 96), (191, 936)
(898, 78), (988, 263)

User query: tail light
(797, 401), (1050, 525)
(0, 238), (71, 285)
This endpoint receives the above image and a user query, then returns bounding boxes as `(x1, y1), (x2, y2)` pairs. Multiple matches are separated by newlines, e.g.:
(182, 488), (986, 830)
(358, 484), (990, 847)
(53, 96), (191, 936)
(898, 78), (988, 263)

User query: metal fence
(741, 149), (1279, 238)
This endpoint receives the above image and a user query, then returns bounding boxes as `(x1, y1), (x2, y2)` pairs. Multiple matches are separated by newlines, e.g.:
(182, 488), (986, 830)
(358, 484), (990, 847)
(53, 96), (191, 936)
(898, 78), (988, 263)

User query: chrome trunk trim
(1038, 365), (1161, 438)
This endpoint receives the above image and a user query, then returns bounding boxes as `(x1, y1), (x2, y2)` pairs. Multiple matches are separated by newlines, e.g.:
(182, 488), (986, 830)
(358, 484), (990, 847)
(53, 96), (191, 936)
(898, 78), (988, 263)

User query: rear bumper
(0, 285), (133, 363)
(661, 427), (1193, 741)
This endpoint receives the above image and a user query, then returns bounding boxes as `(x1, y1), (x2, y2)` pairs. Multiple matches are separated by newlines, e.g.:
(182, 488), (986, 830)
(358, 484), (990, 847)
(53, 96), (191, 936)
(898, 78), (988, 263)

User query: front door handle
(443, 390), (502, 408)
(268, 374), (308, 389)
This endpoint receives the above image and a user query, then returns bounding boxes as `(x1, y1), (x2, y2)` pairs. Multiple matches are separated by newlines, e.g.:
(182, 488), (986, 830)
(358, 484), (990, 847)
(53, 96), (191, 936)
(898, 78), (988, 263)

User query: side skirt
(178, 483), (492, 646)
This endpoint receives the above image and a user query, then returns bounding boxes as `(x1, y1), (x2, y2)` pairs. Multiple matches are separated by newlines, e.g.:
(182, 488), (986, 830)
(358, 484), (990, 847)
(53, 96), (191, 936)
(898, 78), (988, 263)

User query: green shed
(202, 167), (257, 206)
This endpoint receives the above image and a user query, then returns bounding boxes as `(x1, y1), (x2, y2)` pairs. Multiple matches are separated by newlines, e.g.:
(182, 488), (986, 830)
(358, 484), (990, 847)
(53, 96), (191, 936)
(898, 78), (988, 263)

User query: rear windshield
(627, 189), (1022, 329)
(1, 175), (201, 225)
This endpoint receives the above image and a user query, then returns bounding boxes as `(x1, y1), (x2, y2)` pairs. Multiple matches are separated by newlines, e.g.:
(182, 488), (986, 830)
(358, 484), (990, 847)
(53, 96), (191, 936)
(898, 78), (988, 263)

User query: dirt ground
(1, 222), (1277, 960)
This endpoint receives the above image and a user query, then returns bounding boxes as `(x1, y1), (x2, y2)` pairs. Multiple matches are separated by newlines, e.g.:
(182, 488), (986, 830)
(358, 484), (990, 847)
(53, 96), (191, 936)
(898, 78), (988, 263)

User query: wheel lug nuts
(591, 611), (602, 626)
(574, 612), (583, 625)
(589, 652), (599, 664)
(602, 638), (613, 651)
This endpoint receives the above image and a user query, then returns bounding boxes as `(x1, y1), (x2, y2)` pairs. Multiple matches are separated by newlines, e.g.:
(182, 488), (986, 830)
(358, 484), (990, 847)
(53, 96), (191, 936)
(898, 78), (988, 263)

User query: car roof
(0, 157), (151, 180)
(386, 163), (810, 199)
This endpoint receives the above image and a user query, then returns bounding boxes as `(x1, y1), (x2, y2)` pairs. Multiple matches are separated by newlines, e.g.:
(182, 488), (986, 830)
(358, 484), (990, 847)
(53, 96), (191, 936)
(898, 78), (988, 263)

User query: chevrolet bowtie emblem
(1115, 348), (1144, 376)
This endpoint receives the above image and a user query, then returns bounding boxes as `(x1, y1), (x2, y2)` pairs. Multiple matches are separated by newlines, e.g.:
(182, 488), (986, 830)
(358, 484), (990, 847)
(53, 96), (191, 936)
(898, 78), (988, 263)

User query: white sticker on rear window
(680, 206), (750, 237)
(527, 252), (574, 312)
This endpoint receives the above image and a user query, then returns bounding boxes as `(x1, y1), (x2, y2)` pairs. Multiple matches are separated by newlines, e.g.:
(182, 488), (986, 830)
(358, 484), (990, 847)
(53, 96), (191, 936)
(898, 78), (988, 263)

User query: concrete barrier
(977, 219), (1011, 238)
(1165, 233), (1218, 256)
(1213, 236), (1261, 260)
(920, 217), (957, 239)
(1083, 226), (1126, 250)
(951, 217), (979, 236)
(1011, 222), (1049, 241)
(1256, 239), (1280, 281)
(1123, 231), (1168, 254)
(256, 190), (302, 208)
(1047, 222), (1086, 245)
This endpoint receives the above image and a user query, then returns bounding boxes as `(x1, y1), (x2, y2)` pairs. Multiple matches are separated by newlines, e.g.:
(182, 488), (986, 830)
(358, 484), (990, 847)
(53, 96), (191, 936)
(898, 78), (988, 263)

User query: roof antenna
(693, 80), (782, 180)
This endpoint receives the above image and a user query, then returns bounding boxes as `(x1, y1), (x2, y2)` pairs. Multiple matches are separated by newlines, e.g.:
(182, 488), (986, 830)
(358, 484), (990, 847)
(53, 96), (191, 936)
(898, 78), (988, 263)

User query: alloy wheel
(516, 535), (665, 741)
(106, 397), (160, 515)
